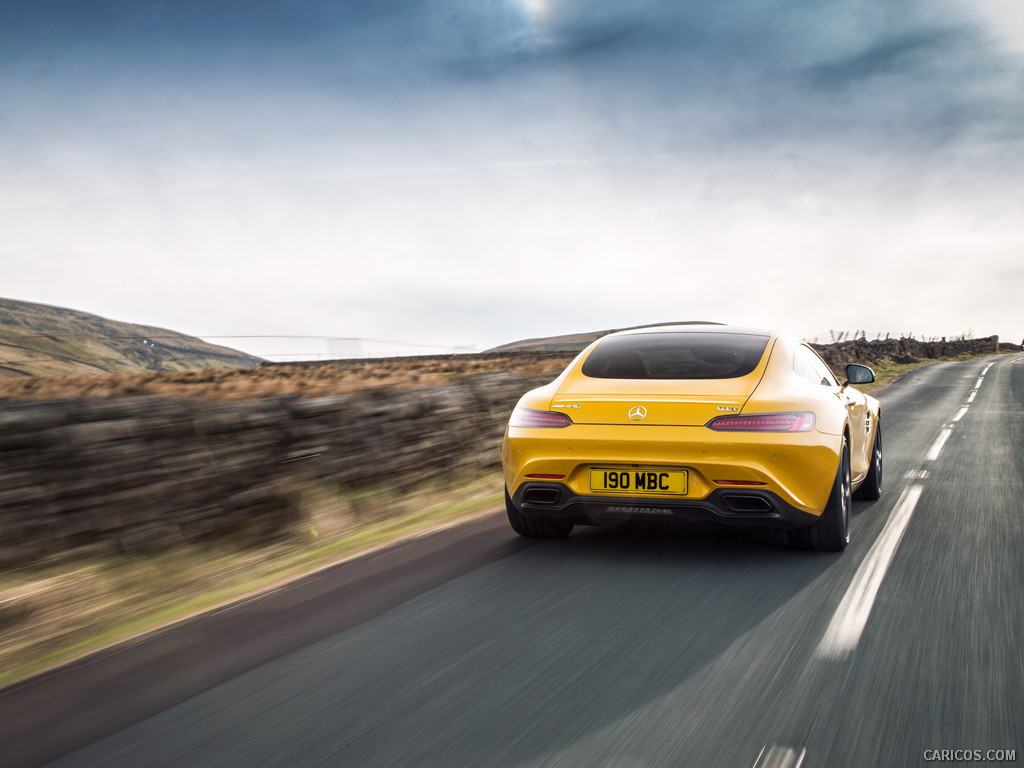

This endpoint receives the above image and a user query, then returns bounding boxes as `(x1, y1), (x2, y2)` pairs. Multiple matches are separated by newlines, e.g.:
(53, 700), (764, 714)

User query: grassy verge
(0, 473), (503, 688)
(853, 353), (988, 394)
(853, 358), (937, 394)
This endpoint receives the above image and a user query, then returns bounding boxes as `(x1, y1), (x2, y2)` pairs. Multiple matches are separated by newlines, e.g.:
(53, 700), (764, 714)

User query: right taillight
(509, 408), (574, 428)
(706, 412), (815, 432)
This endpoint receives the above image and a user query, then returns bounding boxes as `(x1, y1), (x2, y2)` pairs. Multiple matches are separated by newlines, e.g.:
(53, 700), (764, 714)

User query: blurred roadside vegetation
(0, 473), (502, 687)
(0, 344), (1003, 688)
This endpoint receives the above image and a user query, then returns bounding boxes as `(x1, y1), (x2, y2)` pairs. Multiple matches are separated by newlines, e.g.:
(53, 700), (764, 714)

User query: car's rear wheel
(505, 487), (573, 539)
(854, 422), (882, 501)
(789, 436), (851, 552)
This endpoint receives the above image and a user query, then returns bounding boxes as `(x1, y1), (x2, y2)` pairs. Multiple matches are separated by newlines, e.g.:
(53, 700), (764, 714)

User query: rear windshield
(581, 332), (771, 380)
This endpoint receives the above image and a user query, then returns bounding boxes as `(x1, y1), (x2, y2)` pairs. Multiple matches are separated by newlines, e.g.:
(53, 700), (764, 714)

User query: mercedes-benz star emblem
(628, 406), (647, 421)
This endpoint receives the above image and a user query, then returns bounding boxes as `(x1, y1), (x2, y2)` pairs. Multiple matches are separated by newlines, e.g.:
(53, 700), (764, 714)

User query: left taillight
(706, 412), (815, 432)
(509, 408), (573, 428)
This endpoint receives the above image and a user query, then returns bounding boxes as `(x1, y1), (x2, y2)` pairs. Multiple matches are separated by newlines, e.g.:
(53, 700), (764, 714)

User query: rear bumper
(502, 423), (841, 514)
(511, 481), (819, 532)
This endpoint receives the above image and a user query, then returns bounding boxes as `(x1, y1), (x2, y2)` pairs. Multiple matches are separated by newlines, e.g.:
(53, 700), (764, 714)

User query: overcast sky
(2, 0), (1023, 357)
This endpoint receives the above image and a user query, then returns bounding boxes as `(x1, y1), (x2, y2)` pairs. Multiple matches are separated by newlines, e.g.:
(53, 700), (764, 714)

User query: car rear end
(502, 328), (836, 533)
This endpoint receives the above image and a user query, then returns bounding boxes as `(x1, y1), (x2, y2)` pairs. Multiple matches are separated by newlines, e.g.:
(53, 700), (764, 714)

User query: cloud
(2, 0), (1023, 348)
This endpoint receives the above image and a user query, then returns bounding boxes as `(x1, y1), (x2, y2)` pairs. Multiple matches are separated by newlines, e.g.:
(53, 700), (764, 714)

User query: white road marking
(952, 407), (969, 423)
(753, 744), (806, 768)
(967, 391), (977, 403)
(925, 428), (953, 461)
(982, 363), (993, 375)
(975, 377), (985, 389)
(904, 469), (930, 480)
(816, 484), (925, 659)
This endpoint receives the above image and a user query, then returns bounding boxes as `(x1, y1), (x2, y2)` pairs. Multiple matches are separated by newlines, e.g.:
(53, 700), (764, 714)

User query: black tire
(789, 437), (851, 552)
(505, 488), (573, 539)
(854, 422), (882, 501)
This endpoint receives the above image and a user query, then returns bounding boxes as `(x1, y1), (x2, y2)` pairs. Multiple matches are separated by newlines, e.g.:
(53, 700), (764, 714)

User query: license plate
(589, 469), (687, 495)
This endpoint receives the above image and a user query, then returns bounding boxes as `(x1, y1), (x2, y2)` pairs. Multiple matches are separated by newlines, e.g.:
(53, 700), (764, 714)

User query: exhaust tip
(523, 487), (561, 505)
(720, 494), (774, 515)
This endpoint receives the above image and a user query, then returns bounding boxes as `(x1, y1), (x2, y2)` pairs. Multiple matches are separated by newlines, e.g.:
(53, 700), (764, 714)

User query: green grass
(853, 358), (939, 394)
(853, 353), (988, 394)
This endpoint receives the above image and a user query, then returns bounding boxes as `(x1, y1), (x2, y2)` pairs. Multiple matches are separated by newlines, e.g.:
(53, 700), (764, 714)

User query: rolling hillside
(0, 298), (263, 377)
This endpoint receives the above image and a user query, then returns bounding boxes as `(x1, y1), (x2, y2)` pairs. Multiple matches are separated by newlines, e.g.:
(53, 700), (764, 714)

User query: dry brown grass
(0, 354), (575, 401)
(0, 345), (993, 403)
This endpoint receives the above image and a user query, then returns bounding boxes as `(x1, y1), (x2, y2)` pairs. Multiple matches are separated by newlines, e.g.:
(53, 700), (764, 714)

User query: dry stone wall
(811, 335), (999, 370)
(0, 372), (546, 569)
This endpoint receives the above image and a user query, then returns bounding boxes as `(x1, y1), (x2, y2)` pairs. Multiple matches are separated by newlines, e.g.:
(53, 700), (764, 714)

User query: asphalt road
(3, 354), (1022, 767)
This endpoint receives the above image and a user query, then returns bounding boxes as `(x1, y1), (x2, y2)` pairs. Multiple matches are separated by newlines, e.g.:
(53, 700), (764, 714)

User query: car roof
(603, 324), (777, 339)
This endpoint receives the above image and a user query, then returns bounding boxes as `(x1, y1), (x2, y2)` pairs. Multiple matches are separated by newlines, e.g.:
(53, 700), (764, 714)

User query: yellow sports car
(501, 325), (882, 551)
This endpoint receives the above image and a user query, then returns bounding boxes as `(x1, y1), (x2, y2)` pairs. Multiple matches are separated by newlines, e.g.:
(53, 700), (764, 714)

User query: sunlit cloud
(517, 0), (552, 41)
(958, 0), (1024, 55)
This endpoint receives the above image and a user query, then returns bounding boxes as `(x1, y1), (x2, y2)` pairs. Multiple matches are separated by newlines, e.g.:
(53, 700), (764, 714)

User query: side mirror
(843, 364), (875, 387)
